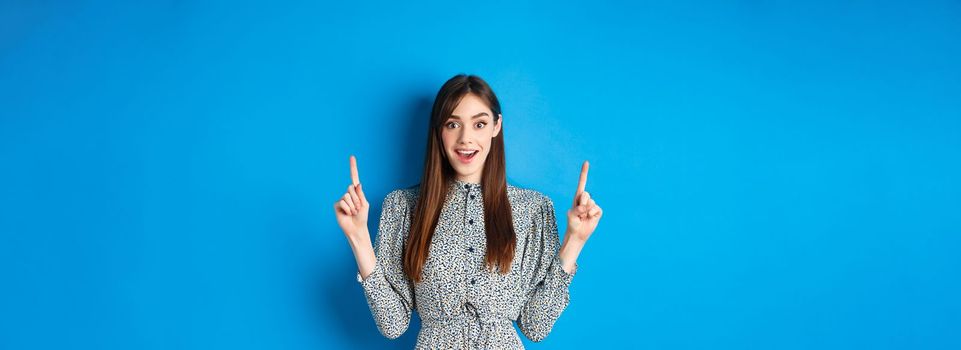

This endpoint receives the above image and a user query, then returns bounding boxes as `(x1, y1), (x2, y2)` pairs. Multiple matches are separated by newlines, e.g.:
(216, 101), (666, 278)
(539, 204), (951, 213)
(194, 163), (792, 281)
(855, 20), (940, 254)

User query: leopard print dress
(356, 178), (577, 349)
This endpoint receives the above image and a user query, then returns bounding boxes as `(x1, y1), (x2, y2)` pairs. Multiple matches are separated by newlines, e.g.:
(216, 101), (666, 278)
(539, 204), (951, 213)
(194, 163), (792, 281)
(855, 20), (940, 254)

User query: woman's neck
(454, 174), (481, 184)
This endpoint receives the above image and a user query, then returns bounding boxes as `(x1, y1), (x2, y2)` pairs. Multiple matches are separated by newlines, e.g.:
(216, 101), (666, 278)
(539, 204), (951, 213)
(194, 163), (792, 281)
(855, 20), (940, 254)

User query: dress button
(468, 247), (474, 253)
(469, 194), (475, 199)
(470, 278), (476, 285)
(464, 184), (470, 189)
(468, 219), (474, 225)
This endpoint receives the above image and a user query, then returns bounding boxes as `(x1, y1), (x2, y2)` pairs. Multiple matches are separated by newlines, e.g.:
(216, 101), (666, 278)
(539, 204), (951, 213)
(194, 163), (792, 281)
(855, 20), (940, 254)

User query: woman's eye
(445, 121), (459, 129)
(475, 122), (487, 129)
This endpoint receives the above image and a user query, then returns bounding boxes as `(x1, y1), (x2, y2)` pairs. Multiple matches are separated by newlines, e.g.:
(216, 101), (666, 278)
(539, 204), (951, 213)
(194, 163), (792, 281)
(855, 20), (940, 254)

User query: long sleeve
(517, 195), (577, 342)
(357, 189), (415, 339)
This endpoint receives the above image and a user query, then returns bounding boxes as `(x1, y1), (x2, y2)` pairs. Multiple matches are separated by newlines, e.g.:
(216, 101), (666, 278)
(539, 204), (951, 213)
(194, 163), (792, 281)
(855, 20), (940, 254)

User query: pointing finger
(350, 155), (360, 185)
(576, 160), (589, 195)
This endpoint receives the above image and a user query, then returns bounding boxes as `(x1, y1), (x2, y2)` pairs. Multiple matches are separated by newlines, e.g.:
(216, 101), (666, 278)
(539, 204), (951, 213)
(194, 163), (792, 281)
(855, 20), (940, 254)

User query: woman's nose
(457, 129), (473, 143)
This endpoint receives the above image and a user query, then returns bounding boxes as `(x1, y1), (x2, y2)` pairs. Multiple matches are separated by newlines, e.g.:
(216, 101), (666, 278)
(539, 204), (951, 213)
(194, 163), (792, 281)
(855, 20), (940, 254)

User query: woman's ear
(494, 114), (503, 137)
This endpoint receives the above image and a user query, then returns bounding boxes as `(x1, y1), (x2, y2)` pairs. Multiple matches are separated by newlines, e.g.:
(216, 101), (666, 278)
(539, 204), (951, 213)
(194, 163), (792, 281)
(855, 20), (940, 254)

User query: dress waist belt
(421, 303), (513, 348)
(422, 301), (512, 323)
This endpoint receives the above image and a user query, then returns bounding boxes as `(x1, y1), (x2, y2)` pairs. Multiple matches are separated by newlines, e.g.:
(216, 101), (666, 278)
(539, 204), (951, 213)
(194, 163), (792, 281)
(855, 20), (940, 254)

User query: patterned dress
(356, 178), (577, 349)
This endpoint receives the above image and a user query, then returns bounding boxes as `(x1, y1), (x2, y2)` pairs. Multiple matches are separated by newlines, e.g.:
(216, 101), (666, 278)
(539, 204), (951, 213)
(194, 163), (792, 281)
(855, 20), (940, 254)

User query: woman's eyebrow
(449, 112), (490, 119)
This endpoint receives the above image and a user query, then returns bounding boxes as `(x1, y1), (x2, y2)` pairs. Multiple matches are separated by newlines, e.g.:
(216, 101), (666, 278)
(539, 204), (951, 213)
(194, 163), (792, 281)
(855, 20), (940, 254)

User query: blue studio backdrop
(1, 1), (960, 349)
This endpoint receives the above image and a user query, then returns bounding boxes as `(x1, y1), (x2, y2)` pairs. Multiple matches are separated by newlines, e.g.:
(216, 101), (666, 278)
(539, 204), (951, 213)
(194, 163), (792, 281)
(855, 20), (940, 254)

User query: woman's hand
(334, 155), (376, 279)
(559, 161), (602, 274)
(566, 161), (603, 243)
(334, 155), (370, 240)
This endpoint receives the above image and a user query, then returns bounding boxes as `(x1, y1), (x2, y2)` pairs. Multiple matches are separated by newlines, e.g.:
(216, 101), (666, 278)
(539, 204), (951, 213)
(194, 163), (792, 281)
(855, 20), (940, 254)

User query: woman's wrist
(559, 232), (586, 274)
(346, 227), (371, 248)
(347, 228), (376, 279)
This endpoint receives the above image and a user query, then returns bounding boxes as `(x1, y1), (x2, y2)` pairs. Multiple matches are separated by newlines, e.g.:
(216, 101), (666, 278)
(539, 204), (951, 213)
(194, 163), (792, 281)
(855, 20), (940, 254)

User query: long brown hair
(403, 74), (516, 283)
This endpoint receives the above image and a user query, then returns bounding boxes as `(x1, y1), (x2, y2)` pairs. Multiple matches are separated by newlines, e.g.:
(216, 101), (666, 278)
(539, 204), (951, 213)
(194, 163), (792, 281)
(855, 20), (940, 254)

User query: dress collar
(452, 178), (482, 192)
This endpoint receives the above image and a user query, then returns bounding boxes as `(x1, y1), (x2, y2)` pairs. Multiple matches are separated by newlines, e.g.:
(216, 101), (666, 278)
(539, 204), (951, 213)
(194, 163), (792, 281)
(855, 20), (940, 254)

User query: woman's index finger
(576, 160), (589, 194)
(350, 155), (360, 185)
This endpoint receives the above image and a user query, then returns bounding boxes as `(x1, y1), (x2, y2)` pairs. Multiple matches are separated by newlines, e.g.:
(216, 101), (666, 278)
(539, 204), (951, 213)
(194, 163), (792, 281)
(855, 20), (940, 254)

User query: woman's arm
(561, 160), (603, 272)
(335, 155), (375, 278)
(517, 161), (604, 342)
(334, 156), (415, 339)
(517, 195), (576, 342)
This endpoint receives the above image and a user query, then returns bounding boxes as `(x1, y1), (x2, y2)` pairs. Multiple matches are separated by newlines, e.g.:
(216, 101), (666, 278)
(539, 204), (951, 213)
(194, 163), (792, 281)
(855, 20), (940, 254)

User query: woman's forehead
(451, 94), (492, 118)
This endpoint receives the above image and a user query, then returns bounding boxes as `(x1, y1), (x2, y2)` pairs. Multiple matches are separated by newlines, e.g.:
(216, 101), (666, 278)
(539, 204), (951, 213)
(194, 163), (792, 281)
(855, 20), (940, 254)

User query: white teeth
(457, 150), (477, 156)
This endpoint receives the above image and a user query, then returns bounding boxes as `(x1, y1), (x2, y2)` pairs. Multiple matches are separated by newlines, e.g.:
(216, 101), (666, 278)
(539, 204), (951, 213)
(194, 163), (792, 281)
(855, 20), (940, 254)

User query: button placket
(462, 183), (475, 291)
(463, 182), (480, 291)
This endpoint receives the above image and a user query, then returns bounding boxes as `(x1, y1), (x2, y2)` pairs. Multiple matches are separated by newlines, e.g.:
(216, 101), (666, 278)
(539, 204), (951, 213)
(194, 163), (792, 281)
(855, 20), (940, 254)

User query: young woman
(333, 74), (602, 349)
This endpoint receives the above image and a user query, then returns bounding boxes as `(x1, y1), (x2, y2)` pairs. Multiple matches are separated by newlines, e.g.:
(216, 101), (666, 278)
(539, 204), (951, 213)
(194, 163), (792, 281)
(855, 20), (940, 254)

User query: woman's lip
(455, 150), (477, 164)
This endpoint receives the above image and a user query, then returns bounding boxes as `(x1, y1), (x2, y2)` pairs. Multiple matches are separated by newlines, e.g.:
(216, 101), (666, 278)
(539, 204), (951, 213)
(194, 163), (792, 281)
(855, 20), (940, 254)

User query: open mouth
(455, 149), (479, 164)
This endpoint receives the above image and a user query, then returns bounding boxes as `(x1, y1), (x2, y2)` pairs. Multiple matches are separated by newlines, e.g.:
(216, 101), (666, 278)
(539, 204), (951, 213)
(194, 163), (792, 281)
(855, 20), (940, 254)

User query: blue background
(2, 1), (960, 349)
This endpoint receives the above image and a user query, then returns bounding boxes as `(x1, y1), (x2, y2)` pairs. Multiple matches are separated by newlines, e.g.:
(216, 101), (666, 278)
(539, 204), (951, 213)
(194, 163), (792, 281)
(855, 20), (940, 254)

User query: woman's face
(441, 93), (502, 183)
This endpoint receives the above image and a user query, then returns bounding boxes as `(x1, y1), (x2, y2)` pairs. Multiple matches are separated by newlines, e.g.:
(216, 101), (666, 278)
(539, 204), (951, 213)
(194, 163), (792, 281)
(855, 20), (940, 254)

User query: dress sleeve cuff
(553, 255), (577, 287)
(357, 260), (385, 287)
